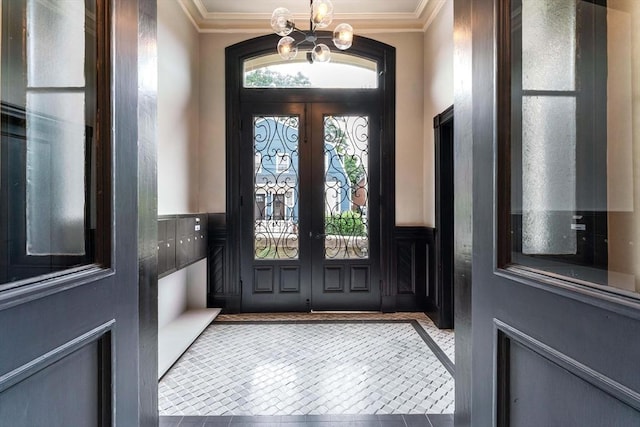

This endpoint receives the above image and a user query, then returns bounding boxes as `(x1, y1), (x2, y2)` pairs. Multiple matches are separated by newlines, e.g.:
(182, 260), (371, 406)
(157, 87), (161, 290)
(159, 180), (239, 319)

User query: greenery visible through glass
(244, 52), (378, 89)
(253, 116), (300, 260)
(324, 115), (369, 259)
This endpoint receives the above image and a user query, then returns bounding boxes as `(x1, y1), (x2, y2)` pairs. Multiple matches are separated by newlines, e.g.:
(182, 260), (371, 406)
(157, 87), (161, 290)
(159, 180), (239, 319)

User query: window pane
(27, 0), (85, 87)
(26, 92), (86, 255)
(522, 96), (576, 255)
(510, 0), (640, 296)
(253, 116), (299, 260)
(324, 115), (369, 260)
(244, 52), (378, 89)
(522, 0), (576, 91)
(1, 0), (98, 286)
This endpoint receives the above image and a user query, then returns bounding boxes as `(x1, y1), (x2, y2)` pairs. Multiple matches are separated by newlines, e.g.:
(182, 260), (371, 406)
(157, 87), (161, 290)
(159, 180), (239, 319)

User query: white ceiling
(178, 0), (446, 32)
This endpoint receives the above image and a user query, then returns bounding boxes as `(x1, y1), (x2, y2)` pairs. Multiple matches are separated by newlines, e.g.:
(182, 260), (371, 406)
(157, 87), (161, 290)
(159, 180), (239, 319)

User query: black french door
(240, 102), (380, 312)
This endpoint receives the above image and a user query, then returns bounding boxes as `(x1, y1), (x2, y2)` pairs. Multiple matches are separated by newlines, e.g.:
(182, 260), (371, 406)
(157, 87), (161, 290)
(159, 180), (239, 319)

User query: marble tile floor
(159, 313), (454, 426)
(159, 413), (454, 427)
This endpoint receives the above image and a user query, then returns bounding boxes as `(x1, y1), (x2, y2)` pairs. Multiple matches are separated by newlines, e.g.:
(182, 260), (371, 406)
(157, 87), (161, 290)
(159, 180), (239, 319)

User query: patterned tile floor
(159, 313), (454, 421)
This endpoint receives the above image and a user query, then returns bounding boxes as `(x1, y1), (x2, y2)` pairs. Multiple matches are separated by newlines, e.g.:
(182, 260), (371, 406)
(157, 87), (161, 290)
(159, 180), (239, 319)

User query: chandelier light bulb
(312, 0), (334, 28)
(277, 36), (298, 60)
(332, 23), (353, 50)
(271, 0), (352, 63)
(312, 44), (331, 63)
(271, 7), (294, 36)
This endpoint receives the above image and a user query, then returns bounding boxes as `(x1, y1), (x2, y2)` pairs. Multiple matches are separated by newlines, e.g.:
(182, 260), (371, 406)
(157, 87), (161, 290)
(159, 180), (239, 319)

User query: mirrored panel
(509, 0), (640, 296)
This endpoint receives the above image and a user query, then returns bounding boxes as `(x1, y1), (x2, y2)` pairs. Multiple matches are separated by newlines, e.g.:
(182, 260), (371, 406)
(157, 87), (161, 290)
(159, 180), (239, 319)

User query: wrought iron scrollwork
(253, 116), (300, 260)
(323, 115), (369, 259)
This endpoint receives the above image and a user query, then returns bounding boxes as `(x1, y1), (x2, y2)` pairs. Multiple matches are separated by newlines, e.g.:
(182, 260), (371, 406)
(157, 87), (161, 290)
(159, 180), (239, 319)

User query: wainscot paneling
(393, 227), (435, 313)
(206, 214), (239, 312)
(207, 224), (436, 314)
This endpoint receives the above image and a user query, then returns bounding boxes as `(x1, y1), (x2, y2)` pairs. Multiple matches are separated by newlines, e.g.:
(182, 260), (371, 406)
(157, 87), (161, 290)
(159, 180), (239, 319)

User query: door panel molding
(0, 266), (113, 312)
(0, 320), (114, 393)
(0, 321), (114, 426)
(495, 319), (640, 427)
(496, 268), (640, 322)
(494, 319), (640, 414)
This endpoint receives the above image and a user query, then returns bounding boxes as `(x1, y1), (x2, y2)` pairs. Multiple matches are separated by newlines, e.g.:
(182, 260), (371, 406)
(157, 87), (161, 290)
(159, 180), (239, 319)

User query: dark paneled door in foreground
(461, 0), (640, 425)
(240, 103), (380, 312)
(0, 1), (144, 425)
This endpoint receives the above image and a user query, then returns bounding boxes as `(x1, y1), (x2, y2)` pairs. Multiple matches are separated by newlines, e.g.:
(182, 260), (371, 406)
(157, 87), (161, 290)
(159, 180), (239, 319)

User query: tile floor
(159, 313), (454, 427)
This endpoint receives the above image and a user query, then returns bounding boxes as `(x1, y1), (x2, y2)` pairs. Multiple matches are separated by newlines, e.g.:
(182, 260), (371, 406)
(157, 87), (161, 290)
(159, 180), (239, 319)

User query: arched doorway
(224, 34), (396, 312)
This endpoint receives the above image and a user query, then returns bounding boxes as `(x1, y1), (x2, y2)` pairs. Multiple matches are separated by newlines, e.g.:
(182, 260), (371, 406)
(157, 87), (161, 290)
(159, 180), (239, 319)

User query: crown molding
(179, 0), (446, 33)
(422, 0), (447, 32)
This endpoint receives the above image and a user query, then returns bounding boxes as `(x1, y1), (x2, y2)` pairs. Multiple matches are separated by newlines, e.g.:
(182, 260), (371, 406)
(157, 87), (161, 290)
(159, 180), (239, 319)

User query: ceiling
(178, 0), (446, 32)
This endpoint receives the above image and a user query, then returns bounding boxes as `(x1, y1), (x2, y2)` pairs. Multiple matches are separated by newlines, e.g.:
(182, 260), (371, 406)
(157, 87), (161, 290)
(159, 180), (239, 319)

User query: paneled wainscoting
(207, 220), (442, 318)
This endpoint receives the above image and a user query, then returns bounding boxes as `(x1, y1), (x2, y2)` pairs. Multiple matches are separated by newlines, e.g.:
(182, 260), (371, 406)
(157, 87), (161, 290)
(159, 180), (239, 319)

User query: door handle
(315, 233), (326, 240)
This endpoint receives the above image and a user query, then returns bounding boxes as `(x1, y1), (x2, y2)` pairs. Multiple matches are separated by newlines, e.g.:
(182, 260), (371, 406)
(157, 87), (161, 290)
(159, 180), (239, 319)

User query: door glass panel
(26, 92), (87, 255)
(1, 0), (99, 286)
(323, 115), (369, 259)
(522, 95), (576, 255)
(509, 0), (640, 297)
(521, 0), (576, 91)
(253, 116), (299, 260)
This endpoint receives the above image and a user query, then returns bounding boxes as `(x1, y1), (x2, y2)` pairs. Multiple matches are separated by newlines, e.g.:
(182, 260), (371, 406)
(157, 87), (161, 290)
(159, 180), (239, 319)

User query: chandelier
(271, 0), (354, 63)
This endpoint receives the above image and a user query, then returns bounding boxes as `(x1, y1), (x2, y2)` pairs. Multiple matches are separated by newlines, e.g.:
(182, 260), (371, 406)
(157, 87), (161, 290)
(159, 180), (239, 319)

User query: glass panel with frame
(508, 0), (640, 297)
(253, 115), (300, 260)
(1, 0), (100, 287)
(243, 52), (378, 89)
(323, 115), (369, 260)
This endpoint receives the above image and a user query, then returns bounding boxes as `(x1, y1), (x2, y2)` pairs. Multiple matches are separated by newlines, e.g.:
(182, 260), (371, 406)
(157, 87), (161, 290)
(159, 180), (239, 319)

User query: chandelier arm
(273, 0), (351, 60)
(291, 27), (307, 36)
(295, 39), (312, 48)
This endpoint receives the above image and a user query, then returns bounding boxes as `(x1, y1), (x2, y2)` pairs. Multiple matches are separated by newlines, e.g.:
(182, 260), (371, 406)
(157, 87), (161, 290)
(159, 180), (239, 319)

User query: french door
(240, 102), (380, 312)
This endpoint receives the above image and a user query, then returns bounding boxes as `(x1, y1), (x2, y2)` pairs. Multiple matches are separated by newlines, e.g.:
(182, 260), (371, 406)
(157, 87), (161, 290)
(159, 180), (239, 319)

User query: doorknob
(315, 233), (326, 240)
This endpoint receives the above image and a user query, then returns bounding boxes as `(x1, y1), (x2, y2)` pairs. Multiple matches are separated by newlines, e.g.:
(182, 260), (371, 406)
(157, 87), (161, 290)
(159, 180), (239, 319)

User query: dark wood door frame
(225, 34), (396, 313)
(0, 1), (158, 425)
(457, 0), (640, 425)
(432, 105), (454, 329)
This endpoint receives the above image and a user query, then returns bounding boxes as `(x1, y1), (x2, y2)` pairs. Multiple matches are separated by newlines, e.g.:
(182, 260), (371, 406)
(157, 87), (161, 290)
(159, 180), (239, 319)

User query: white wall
(423, 0), (454, 227)
(365, 32), (426, 225)
(158, 269), (188, 329)
(158, 0), (200, 215)
(199, 33), (251, 213)
(187, 258), (208, 308)
(157, 0), (204, 325)
(197, 32), (428, 225)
